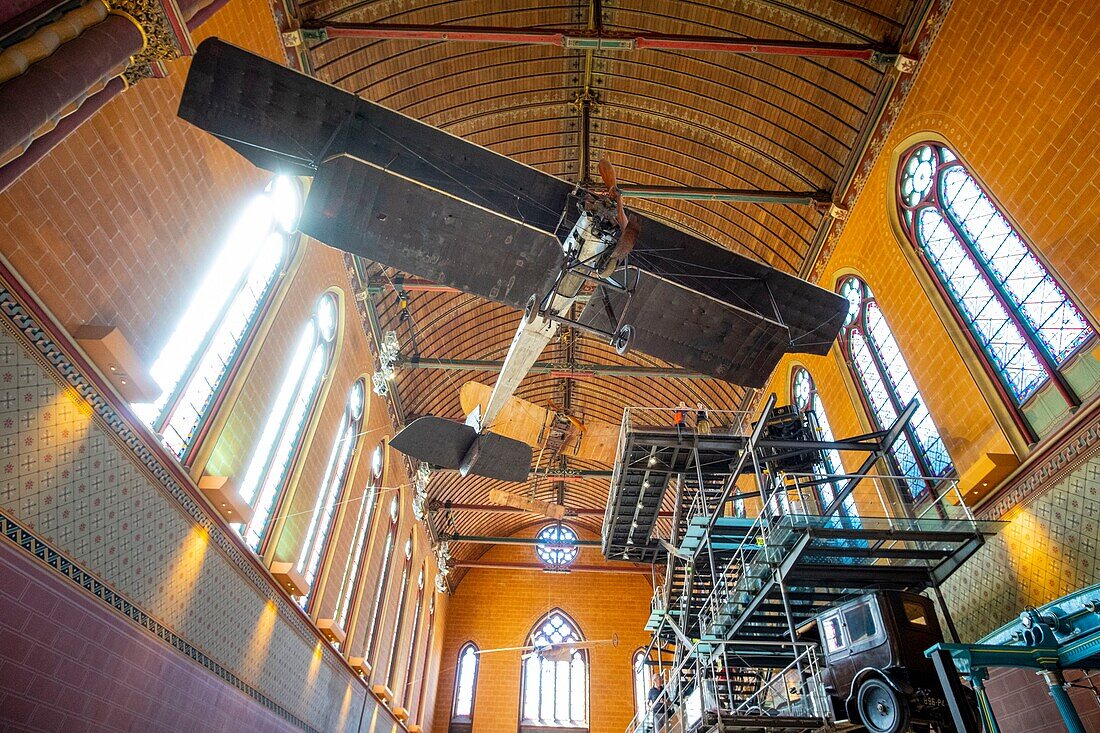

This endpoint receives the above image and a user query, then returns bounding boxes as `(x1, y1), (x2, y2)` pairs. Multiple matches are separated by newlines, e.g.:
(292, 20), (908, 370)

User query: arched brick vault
(300, 0), (925, 564)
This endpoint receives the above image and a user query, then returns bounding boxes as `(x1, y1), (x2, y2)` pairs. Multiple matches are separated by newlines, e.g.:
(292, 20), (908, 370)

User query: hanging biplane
(178, 38), (849, 483)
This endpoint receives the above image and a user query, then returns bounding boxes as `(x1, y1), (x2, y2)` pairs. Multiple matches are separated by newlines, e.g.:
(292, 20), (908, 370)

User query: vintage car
(800, 590), (975, 732)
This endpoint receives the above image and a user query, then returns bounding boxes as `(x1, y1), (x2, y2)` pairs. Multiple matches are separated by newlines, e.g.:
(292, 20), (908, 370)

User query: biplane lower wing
(301, 154), (564, 312)
(579, 270), (790, 387)
(627, 215), (849, 355)
(391, 416), (531, 483)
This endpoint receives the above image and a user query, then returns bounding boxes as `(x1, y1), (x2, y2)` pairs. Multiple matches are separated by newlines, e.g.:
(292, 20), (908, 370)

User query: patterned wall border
(1, 510), (320, 733)
(806, 0), (955, 283)
(978, 405), (1100, 520)
(0, 261), (383, 726)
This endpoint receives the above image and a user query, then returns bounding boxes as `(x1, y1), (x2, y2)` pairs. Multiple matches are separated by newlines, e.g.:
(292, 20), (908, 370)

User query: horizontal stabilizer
(391, 416), (531, 483)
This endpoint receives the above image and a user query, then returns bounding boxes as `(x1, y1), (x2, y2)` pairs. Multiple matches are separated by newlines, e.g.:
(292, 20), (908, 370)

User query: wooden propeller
(598, 156), (629, 231)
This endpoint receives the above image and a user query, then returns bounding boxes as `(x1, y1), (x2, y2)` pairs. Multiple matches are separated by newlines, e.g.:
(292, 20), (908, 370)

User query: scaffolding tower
(604, 397), (1001, 733)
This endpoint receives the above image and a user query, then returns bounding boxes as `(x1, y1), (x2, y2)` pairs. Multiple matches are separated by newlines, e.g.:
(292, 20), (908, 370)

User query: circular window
(535, 524), (578, 568)
(792, 368), (812, 413)
(840, 277), (862, 326)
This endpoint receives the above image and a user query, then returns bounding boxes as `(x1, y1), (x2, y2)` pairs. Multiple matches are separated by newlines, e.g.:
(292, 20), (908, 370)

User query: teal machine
(926, 582), (1100, 732)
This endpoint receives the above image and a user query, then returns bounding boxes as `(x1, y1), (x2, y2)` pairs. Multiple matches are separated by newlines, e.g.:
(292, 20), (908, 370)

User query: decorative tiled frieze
(1, 510), (320, 733)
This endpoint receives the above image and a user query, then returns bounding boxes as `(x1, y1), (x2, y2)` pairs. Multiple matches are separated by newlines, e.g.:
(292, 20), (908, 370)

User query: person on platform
(673, 402), (687, 442)
(647, 672), (669, 732)
(695, 403), (711, 435)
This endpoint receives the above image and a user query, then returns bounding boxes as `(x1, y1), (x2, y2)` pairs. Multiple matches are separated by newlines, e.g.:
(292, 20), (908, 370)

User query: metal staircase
(608, 396), (1003, 733)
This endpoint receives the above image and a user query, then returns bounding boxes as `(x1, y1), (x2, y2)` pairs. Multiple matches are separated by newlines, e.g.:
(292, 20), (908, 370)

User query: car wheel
(857, 678), (910, 733)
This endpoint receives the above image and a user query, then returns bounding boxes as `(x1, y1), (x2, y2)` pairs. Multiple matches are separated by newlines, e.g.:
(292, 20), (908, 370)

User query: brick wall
(0, 0), (444, 728)
(433, 527), (653, 733)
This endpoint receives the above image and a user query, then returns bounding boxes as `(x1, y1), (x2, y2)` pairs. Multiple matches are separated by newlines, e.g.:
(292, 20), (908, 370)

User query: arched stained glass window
(295, 379), (365, 607)
(239, 293), (338, 551)
(451, 642), (479, 724)
(385, 537), (414, 684)
(535, 524), (578, 569)
(332, 442), (385, 633)
(838, 277), (953, 498)
(364, 495), (400, 665)
(632, 650), (648, 717)
(899, 143), (1093, 412)
(791, 367), (859, 521)
(399, 565), (426, 706)
(135, 177), (300, 460)
(521, 610), (588, 728)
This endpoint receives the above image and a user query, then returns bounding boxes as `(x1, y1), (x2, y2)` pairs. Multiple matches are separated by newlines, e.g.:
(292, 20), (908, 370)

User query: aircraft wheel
(857, 678), (909, 733)
(524, 293), (540, 324)
(613, 325), (634, 355)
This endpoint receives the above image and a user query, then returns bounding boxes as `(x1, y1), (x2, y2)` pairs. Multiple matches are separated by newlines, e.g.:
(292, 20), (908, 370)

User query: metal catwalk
(605, 398), (1001, 733)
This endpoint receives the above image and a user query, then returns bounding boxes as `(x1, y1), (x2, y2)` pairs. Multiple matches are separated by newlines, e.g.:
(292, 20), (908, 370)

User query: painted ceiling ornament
(411, 462), (430, 521)
(372, 330), (400, 395)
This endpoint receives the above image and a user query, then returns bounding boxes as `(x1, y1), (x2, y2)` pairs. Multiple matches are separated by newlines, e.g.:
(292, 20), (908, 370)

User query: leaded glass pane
(296, 380), (366, 603)
(454, 644), (478, 718)
(902, 144), (1093, 409)
(135, 177), (298, 458)
(839, 277), (953, 498)
(535, 524), (579, 568)
(524, 612), (587, 726)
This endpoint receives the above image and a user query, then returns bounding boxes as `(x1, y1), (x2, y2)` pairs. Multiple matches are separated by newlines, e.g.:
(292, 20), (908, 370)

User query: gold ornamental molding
(109, 0), (196, 83)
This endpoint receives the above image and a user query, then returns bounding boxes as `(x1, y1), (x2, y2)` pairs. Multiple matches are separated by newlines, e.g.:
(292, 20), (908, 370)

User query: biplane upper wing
(578, 216), (849, 386)
(578, 268), (791, 387)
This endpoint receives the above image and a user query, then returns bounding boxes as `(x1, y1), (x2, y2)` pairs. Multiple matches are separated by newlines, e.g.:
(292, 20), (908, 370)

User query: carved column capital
(109, 0), (195, 82)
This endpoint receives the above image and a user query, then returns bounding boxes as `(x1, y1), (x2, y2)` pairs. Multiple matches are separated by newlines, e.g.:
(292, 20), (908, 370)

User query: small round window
(535, 524), (578, 568)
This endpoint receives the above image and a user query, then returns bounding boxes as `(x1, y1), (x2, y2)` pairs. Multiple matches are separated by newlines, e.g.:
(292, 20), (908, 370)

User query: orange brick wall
(433, 527), (653, 733)
(761, 0), (1099, 492)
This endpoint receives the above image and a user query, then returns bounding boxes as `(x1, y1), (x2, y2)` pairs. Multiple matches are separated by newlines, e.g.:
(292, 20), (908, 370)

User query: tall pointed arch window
(520, 610), (588, 729)
(838, 277), (953, 499)
(451, 642), (479, 729)
(385, 537), (414, 683)
(791, 367), (859, 521)
(332, 442), (385, 634)
(295, 378), (365, 607)
(364, 494), (399, 666)
(899, 143), (1094, 420)
(399, 565), (426, 706)
(238, 293), (338, 551)
(135, 176), (300, 460)
(416, 593), (437, 724)
(632, 649), (648, 717)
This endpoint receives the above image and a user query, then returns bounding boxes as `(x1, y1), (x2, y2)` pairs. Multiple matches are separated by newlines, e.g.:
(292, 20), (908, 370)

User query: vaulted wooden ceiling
(292, 0), (929, 568)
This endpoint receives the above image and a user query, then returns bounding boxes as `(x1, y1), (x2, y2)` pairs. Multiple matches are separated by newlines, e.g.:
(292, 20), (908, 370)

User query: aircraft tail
(391, 416), (531, 483)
